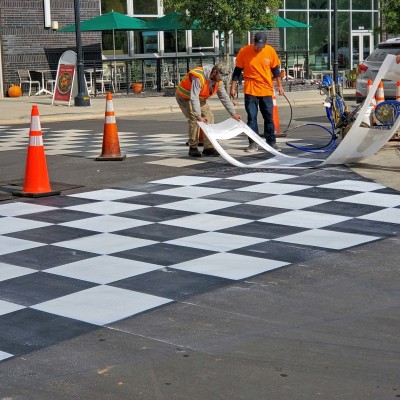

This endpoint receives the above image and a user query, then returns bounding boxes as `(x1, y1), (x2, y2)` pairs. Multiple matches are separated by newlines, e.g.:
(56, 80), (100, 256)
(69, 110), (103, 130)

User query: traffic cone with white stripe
(273, 89), (286, 137)
(396, 81), (400, 101)
(96, 92), (126, 161)
(13, 105), (60, 198)
(362, 79), (376, 127)
(375, 80), (385, 105)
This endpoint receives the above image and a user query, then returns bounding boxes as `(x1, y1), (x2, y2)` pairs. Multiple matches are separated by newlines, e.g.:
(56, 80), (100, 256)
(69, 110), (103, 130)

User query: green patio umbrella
(147, 11), (200, 32)
(275, 16), (310, 28)
(147, 11), (201, 56)
(253, 16), (310, 30)
(59, 11), (150, 59)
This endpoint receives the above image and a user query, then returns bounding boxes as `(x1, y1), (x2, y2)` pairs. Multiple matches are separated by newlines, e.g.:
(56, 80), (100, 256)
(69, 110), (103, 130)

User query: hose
(281, 92), (338, 154)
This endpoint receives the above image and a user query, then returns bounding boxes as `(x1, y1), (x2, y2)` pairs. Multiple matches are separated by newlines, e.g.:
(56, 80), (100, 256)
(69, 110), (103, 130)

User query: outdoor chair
(18, 69), (41, 96)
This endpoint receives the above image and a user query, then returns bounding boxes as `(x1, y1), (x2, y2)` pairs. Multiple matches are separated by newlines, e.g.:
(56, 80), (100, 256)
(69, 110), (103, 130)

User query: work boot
(270, 143), (282, 152)
(202, 148), (219, 157)
(245, 142), (258, 153)
(188, 146), (202, 157)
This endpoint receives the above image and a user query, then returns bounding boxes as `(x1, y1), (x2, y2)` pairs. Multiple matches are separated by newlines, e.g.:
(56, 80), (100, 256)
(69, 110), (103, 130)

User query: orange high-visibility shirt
(235, 44), (280, 97)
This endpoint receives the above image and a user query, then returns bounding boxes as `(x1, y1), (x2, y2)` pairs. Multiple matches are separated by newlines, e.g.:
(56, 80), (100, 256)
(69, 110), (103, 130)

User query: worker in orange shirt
(230, 32), (284, 152)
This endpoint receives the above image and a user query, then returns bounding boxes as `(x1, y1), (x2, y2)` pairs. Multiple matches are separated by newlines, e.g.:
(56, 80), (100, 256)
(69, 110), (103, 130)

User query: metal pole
(332, 0), (339, 87)
(74, 0), (90, 106)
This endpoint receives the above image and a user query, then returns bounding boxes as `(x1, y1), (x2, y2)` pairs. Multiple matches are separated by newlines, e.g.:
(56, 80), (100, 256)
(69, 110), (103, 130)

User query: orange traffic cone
(198, 128), (204, 146)
(273, 89), (285, 137)
(375, 80), (385, 105)
(96, 92), (126, 161)
(13, 105), (60, 198)
(396, 81), (400, 101)
(362, 79), (376, 127)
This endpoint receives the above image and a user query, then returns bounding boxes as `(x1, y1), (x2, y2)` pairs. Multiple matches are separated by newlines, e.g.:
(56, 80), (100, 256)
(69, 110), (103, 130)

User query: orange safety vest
(176, 67), (220, 100)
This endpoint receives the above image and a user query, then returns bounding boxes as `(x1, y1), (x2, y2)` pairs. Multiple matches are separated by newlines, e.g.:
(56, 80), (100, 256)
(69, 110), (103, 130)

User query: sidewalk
(0, 87), (353, 125)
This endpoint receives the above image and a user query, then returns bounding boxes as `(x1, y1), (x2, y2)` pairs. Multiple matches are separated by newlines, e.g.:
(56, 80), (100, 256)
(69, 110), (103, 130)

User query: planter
(131, 82), (143, 94)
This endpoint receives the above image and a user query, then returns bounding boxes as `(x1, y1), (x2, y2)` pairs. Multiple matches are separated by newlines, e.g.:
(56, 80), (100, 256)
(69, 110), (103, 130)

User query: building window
(164, 31), (186, 53)
(192, 30), (214, 52)
(286, 0), (307, 9)
(133, 0), (157, 15)
(102, 0), (127, 13)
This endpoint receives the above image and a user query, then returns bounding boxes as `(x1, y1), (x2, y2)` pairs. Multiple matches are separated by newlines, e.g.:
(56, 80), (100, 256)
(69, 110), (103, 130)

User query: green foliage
(380, 0), (400, 36)
(163, 0), (282, 60)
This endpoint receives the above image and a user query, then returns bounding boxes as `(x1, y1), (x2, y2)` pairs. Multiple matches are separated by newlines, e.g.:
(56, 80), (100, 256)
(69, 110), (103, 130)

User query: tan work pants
(176, 96), (215, 149)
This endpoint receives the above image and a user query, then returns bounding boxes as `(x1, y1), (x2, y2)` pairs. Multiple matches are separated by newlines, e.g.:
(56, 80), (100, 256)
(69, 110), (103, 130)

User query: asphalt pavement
(0, 88), (399, 400)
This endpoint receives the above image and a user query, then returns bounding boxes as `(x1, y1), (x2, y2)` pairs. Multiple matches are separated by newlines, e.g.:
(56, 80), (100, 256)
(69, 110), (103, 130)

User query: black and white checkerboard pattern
(0, 125), (321, 169)
(1, 169), (400, 362)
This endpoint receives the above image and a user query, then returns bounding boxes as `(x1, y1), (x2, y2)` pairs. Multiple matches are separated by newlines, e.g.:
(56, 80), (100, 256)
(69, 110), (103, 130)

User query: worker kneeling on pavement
(176, 63), (242, 157)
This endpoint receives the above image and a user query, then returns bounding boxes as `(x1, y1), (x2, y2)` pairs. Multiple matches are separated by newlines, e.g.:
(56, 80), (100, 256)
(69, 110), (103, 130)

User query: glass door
(351, 31), (373, 68)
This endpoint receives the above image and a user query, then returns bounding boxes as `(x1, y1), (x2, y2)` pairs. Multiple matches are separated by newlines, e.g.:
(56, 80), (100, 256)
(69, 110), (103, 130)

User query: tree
(380, 0), (400, 38)
(162, 0), (282, 64)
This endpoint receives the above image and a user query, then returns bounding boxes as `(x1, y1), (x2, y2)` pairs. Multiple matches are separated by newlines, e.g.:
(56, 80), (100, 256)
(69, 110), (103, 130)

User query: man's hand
(277, 86), (285, 96)
(197, 117), (208, 124)
(396, 54), (400, 64)
(231, 113), (242, 121)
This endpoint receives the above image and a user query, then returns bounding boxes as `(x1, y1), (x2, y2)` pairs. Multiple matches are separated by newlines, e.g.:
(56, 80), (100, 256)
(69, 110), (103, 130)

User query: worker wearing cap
(176, 63), (241, 157)
(230, 32), (284, 152)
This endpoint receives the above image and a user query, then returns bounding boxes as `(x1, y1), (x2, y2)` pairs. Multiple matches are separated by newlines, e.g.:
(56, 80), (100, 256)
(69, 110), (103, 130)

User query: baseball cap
(254, 32), (267, 48)
(214, 63), (230, 76)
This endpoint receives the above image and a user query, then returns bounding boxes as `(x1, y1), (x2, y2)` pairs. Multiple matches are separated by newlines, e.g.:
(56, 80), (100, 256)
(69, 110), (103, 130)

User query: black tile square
(112, 243), (214, 266)
(6, 225), (98, 244)
(304, 201), (384, 217)
(219, 221), (307, 239)
(23, 196), (97, 208)
(19, 209), (97, 223)
(115, 207), (195, 222)
(117, 194), (184, 206)
(203, 190), (269, 203)
(0, 273), (96, 306)
(324, 219), (400, 237)
(115, 223), (203, 241)
(111, 268), (231, 301)
(290, 187), (357, 200)
(210, 204), (286, 220)
(197, 179), (256, 190)
(0, 245), (97, 270)
(0, 308), (98, 357)
(232, 240), (333, 263)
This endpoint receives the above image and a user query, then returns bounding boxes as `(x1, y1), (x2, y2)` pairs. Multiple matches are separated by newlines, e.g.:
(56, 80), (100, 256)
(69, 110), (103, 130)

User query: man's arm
(230, 66), (243, 99)
(190, 77), (206, 122)
(271, 65), (284, 96)
(217, 83), (241, 121)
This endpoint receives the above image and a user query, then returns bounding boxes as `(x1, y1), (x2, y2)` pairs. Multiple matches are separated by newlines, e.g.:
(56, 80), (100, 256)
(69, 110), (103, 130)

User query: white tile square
(276, 229), (380, 250)
(337, 192), (400, 208)
(0, 236), (44, 256)
(68, 189), (144, 200)
(147, 158), (204, 167)
(228, 172), (296, 182)
(44, 256), (162, 284)
(358, 208), (400, 224)
(154, 186), (228, 199)
(0, 203), (56, 217)
(0, 351), (14, 361)
(319, 180), (385, 192)
(161, 213), (251, 231)
(64, 201), (148, 215)
(0, 263), (36, 282)
(249, 195), (330, 209)
(159, 198), (238, 213)
(150, 176), (219, 186)
(173, 253), (289, 280)
(0, 300), (26, 316)
(259, 210), (351, 228)
(167, 232), (267, 252)
(237, 182), (310, 194)
(55, 233), (156, 254)
(60, 215), (151, 232)
(32, 285), (172, 325)
(0, 217), (51, 234)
